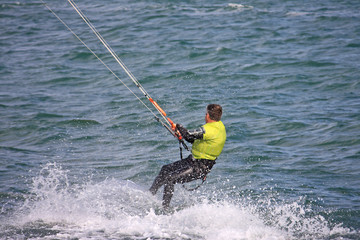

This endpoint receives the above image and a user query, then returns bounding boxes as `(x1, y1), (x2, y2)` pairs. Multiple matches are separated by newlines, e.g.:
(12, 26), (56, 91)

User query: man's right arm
(176, 124), (205, 144)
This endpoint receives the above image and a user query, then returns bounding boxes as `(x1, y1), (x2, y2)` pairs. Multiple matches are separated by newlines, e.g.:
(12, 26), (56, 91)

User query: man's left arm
(176, 124), (205, 144)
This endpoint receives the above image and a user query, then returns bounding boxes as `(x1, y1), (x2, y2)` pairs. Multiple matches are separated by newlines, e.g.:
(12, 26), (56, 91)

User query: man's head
(206, 104), (222, 122)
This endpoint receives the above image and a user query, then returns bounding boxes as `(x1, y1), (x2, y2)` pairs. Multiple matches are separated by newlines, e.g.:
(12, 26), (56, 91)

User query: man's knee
(160, 164), (171, 175)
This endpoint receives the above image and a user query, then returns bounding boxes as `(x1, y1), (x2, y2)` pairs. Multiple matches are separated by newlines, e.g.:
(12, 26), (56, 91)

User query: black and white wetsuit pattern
(176, 124), (205, 143)
(149, 124), (215, 209)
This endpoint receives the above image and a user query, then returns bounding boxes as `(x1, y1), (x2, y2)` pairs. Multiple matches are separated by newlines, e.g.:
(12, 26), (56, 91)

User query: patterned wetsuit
(149, 121), (226, 208)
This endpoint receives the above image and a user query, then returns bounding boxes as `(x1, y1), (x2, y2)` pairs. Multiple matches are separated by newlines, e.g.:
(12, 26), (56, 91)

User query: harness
(181, 155), (216, 191)
(182, 175), (207, 191)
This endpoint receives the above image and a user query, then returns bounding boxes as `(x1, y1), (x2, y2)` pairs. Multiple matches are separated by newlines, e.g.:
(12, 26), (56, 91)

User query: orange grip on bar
(149, 98), (167, 117)
(167, 117), (182, 140)
(167, 118), (176, 131)
(177, 132), (183, 140)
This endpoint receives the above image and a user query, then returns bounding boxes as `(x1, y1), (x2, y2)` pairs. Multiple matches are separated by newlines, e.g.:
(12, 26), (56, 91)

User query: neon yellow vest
(192, 121), (226, 160)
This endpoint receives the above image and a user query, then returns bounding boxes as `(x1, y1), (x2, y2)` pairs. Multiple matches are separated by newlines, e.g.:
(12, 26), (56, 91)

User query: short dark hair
(207, 104), (222, 121)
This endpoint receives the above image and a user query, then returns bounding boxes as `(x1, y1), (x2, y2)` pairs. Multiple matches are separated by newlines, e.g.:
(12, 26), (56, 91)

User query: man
(149, 104), (226, 209)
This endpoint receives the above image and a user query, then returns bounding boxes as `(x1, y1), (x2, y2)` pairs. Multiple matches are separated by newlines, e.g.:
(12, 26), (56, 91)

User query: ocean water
(1, 0), (360, 239)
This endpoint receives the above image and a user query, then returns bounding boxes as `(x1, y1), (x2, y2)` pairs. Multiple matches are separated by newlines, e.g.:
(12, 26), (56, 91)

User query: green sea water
(1, 0), (360, 239)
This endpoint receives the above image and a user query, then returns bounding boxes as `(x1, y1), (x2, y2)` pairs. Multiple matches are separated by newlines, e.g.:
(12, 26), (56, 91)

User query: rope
(66, 0), (170, 126)
(40, 0), (170, 130)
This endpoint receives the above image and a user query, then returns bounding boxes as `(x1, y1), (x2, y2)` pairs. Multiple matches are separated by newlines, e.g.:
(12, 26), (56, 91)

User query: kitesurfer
(149, 104), (226, 209)
(44, 0), (225, 211)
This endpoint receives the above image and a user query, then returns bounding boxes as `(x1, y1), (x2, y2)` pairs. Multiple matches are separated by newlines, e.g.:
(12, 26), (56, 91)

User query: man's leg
(162, 159), (215, 207)
(149, 159), (182, 195)
(149, 155), (195, 207)
(162, 183), (174, 208)
(160, 165), (196, 208)
(149, 164), (171, 195)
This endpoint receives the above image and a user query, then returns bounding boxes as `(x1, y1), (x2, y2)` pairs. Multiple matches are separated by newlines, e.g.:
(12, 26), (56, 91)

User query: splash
(228, 3), (254, 11)
(4, 163), (355, 239)
(254, 197), (354, 239)
(18, 163), (156, 223)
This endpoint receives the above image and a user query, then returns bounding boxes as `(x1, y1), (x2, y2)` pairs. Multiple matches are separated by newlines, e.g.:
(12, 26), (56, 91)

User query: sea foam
(7, 163), (353, 239)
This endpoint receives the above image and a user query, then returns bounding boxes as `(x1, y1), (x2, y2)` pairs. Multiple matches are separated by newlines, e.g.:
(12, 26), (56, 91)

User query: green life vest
(192, 121), (226, 160)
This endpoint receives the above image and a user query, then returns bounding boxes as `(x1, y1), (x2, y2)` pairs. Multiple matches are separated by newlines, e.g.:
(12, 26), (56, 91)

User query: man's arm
(176, 124), (205, 144)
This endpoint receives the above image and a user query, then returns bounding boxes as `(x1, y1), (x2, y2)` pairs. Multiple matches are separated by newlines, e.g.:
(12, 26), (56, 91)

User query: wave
(0, 2), (42, 9)
(242, 61), (336, 72)
(286, 11), (311, 17)
(33, 112), (65, 119)
(0, 146), (37, 154)
(228, 3), (254, 10)
(58, 119), (101, 127)
(1, 163), (356, 240)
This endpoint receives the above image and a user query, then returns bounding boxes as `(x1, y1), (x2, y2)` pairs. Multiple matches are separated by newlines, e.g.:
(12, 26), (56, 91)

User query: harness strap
(182, 158), (216, 191)
(182, 176), (207, 191)
(179, 141), (184, 161)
